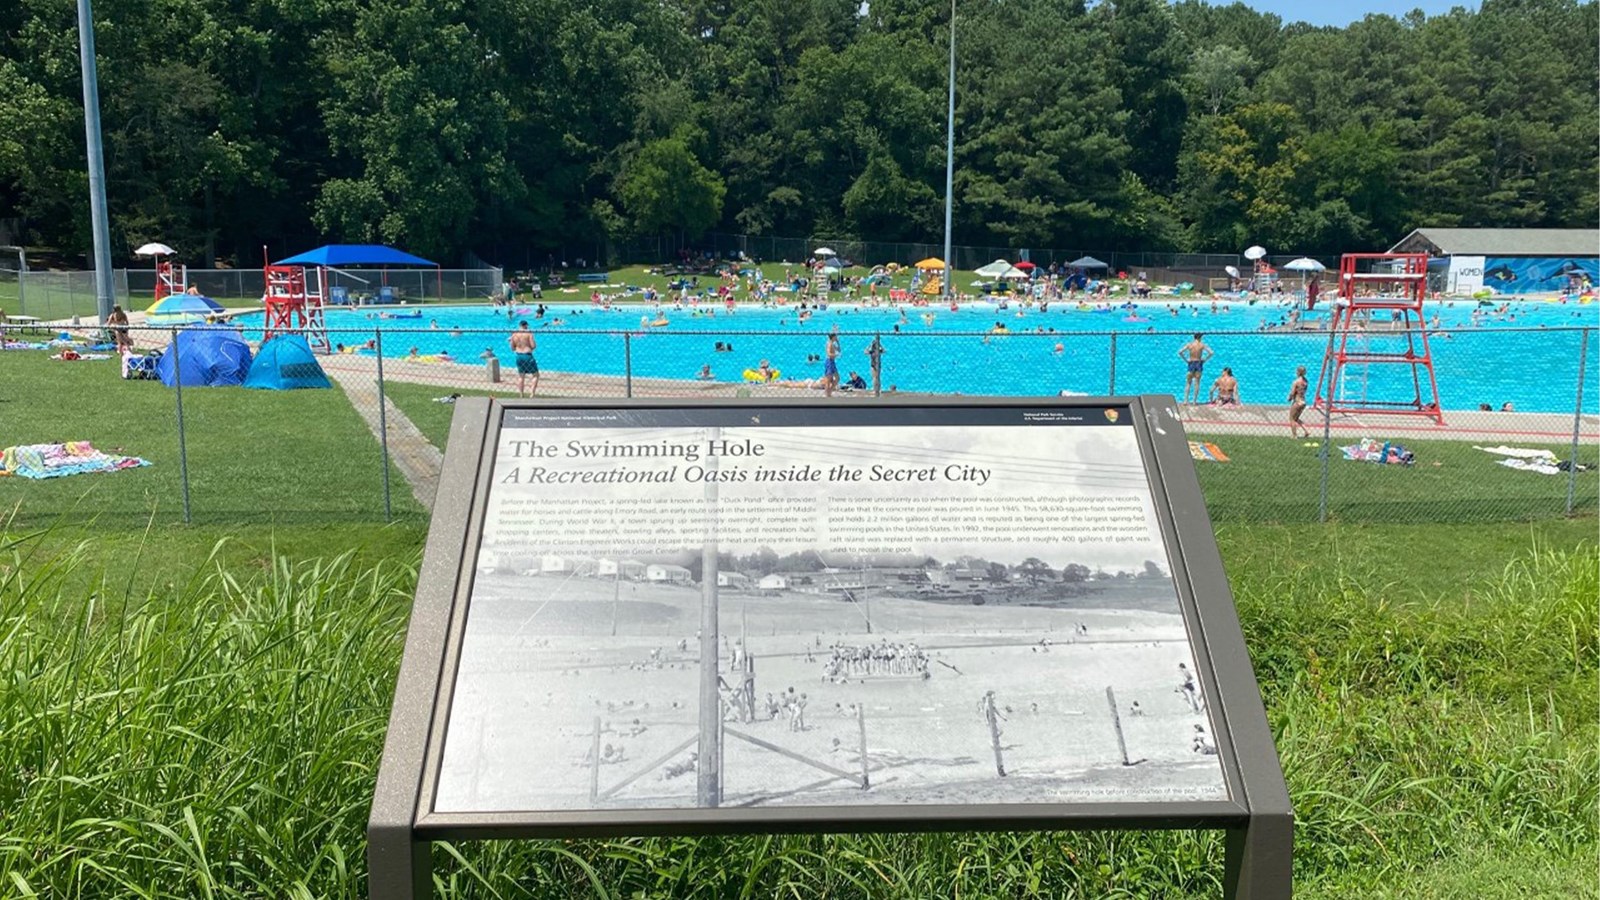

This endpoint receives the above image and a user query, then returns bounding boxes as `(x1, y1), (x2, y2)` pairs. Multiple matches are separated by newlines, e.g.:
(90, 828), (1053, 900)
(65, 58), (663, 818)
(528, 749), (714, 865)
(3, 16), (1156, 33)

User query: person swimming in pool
(1178, 333), (1213, 404)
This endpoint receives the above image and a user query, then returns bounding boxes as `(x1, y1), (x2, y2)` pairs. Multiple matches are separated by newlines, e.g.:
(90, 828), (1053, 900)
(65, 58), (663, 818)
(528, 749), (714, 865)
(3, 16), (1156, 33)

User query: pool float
(649, 318), (670, 327)
(742, 369), (780, 382)
(990, 326), (1010, 335)
(1122, 315), (1150, 323)
(381, 311), (423, 319)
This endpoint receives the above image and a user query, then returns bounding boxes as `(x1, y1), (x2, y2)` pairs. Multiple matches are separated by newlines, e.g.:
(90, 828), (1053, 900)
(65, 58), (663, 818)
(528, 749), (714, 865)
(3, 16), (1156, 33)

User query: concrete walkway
(322, 364), (444, 511)
(1179, 401), (1596, 442)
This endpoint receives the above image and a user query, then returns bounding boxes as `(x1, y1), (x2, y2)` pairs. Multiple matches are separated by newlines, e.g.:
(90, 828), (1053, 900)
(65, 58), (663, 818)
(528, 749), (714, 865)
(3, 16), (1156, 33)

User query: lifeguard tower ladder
(153, 260), (187, 302)
(262, 264), (329, 351)
(1313, 252), (1444, 425)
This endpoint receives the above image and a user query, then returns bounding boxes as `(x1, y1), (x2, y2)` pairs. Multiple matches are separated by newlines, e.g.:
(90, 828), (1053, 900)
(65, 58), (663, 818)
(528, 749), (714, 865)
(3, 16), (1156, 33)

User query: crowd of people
(821, 640), (931, 682)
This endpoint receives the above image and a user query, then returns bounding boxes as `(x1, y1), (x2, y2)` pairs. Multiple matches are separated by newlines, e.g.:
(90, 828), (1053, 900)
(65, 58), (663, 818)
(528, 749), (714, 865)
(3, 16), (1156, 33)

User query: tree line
(1, 0), (1594, 267)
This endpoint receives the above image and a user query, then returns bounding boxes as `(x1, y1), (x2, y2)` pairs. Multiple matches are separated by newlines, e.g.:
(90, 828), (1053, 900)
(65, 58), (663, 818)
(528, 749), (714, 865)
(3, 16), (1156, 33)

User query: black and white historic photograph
(433, 414), (1228, 813)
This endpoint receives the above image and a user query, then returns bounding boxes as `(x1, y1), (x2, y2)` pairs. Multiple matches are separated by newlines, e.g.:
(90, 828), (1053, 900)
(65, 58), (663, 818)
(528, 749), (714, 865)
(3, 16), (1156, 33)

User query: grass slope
(0, 524), (1593, 898)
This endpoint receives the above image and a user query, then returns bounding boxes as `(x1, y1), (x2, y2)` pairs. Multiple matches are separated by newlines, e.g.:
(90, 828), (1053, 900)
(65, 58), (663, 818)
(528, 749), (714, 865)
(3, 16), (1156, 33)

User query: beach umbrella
(1283, 258), (1325, 272)
(973, 259), (1013, 278)
(147, 293), (224, 317)
(1244, 245), (1267, 261)
(1067, 256), (1108, 269)
(1224, 265), (1241, 278)
(998, 266), (1029, 280)
(134, 242), (176, 257)
(1012, 260), (1036, 271)
(914, 257), (946, 270)
(813, 247), (836, 257)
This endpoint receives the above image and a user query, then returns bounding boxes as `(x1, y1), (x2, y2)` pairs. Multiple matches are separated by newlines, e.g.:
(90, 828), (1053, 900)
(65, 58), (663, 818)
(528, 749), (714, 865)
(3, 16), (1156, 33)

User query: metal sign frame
(368, 395), (1291, 899)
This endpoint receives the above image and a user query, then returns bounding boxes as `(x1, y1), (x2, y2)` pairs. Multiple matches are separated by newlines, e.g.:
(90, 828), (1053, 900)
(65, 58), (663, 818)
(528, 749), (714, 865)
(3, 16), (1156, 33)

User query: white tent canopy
(973, 259), (1013, 278)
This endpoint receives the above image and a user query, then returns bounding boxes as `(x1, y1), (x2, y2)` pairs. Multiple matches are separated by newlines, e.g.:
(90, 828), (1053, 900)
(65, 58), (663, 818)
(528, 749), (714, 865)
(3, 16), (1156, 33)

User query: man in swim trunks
(1177, 333), (1213, 403)
(822, 331), (841, 397)
(1287, 365), (1310, 438)
(508, 320), (538, 396)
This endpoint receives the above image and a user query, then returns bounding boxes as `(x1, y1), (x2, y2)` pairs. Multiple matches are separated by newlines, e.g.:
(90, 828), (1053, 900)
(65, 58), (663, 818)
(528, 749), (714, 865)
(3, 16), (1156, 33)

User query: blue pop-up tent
(244, 334), (331, 390)
(155, 329), (254, 387)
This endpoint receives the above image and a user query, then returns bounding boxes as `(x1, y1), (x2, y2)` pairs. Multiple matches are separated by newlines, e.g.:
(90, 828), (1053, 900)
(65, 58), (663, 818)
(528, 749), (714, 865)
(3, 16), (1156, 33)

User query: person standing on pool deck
(508, 321), (538, 396)
(822, 330), (841, 397)
(1287, 365), (1311, 439)
(1178, 333), (1213, 404)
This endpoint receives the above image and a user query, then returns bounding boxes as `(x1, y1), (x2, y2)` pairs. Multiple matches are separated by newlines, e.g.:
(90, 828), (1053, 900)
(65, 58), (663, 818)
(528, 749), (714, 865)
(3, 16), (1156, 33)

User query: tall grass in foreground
(0, 534), (1594, 898)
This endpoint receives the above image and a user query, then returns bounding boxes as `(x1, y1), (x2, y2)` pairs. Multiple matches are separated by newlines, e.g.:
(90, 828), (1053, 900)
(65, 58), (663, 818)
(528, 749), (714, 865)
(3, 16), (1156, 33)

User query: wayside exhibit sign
(368, 397), (1292, 899)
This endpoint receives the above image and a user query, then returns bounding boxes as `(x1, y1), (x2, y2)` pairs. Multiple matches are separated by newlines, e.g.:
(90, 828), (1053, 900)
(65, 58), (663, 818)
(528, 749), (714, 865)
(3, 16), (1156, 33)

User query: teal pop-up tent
(244, 334), (331, 390)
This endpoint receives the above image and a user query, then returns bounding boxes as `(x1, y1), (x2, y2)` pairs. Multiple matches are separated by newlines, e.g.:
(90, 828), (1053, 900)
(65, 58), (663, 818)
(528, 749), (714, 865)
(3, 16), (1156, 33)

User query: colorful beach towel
(1340, 438), (1415, 466)
(1188, 441), (1230, 462)
(0, 442), (151, 479)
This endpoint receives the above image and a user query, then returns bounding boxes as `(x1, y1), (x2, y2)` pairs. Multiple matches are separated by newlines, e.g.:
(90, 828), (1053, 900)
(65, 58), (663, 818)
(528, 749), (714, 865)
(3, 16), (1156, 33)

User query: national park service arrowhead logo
(1104, 409), (1120, 423)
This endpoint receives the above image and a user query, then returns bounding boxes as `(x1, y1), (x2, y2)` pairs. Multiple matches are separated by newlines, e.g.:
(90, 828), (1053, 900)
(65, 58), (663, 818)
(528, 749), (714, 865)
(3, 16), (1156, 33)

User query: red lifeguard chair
(1313, 252), (1444, 425)
(262, 264), (329, 351)
(153, 259), (187, 302)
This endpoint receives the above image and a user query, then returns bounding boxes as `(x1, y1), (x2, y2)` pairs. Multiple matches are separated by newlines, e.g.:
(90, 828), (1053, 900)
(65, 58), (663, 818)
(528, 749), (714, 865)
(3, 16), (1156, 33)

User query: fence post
(1567, 328), (1590, 516)
(1317, 323), (1339, 524)
(375, 329), (393, 521)
(1107, 332), (1118, 395)
(624, 332), (634, 398)
(171, 328), (192, 523)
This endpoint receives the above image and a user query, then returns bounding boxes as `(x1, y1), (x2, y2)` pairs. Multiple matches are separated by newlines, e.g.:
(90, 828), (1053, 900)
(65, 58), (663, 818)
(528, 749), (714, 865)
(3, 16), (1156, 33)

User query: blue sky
(1238, 1), (1481, 27)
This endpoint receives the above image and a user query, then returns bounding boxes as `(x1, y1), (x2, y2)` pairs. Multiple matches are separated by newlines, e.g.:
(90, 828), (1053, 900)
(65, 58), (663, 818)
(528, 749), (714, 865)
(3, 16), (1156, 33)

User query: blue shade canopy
(273, 244), (436, 267)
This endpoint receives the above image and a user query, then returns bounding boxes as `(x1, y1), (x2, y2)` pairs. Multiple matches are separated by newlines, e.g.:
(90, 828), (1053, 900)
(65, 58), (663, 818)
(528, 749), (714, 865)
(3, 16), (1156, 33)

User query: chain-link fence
(5, 322), (1593, 528)
(0, 267), (503, 323)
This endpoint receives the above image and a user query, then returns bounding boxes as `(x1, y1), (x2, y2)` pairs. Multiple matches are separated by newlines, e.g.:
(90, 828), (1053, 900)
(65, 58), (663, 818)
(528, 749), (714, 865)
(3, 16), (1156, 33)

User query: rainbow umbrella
(146, 293), (225, 324)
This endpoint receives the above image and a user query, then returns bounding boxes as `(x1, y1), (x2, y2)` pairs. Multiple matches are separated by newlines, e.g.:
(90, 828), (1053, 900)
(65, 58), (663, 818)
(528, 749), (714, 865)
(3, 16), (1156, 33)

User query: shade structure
(244, 334), (331, 390)
(1244, 245), (1267, 261)
(1282, 257), (1326, 272)
(273, 244), (436, 267)
(134, 242), (176, 257)
(914, 257), (946, 270)
(820, 260), (843, 273)
(998, 266), (1030, 280)
(1067, 256), (1108, 269)
(1012, 260), (1036, 270)
(146, 294), (224, 316)
(973, 259), (1013, 278)
(813, 247), (836, 257)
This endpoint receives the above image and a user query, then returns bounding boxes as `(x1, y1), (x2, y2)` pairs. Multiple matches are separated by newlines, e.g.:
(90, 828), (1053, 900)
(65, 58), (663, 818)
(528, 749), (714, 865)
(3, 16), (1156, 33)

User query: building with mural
(1389, 228), (1598, 296)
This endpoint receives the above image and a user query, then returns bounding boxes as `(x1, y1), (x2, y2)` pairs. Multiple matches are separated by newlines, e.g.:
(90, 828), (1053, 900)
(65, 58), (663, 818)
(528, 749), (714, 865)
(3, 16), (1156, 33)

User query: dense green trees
(0, 0), (1594, 264)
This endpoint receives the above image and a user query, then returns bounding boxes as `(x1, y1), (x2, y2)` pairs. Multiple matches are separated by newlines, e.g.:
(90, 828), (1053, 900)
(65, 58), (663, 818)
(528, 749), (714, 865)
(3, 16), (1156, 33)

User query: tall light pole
(942, 0), (956, 302)
(76, 0), (116, 323)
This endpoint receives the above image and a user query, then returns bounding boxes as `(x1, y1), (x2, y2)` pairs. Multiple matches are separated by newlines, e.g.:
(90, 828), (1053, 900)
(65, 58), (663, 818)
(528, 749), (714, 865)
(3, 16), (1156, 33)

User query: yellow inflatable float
(743, 368), (780, 382)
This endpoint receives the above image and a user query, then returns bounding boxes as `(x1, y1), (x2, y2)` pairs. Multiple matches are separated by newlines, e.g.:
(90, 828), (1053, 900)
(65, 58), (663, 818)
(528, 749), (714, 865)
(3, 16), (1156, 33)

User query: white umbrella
(135, 242), (176, 257)
(1224, 265), (1241, 278)
(1243, 245), (1267, 261)
(998, 266), (1030, 280)
(813, 247), (836, 257)
(1283, 257), (1325, 272)
(973, 259), (1014, 278)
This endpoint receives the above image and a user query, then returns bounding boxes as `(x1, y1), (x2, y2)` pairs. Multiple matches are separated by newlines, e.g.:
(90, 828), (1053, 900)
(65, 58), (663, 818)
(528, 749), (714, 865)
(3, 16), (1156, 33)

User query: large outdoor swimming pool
(237, 298), (1597, 413)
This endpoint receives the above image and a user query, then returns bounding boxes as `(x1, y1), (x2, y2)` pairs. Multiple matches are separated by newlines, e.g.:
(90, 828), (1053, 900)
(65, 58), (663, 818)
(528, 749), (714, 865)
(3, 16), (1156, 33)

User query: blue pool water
(237, 298), (1597, 413)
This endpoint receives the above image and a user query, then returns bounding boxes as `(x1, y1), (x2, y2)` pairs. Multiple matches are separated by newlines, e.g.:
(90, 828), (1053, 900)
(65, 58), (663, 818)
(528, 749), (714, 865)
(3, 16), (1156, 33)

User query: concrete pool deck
(314, 353), (1598, 444)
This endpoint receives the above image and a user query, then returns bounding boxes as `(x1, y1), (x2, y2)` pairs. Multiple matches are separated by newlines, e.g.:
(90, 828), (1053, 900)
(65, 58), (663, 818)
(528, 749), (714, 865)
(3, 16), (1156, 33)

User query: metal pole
(941, 0), (956, 302)
(624, 332), (633, 398)
(171, 329), (192, 523)
(76, 0), (116, 323)
(696, 426), (723, 807)
(1107, 332), (1117, 394)
(1567, 328), (1590, 515)
(376, 329), (393, 520)
(1318, 319), (1339, 524)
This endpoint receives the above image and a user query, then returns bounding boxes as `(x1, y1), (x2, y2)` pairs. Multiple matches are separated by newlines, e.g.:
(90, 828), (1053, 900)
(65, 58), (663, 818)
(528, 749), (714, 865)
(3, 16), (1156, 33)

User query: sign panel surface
(431, 405), (1228, 815)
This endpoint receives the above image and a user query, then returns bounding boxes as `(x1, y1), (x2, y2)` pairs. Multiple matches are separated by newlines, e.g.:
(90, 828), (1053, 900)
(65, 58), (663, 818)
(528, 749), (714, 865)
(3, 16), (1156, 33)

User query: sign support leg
(1223, 814), (1293, 899)
(367, 830), (432, 900)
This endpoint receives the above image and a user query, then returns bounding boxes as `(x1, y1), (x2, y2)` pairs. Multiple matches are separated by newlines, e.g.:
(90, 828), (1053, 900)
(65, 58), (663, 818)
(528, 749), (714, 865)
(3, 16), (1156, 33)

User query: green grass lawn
(1191, 432), (1598, 524)
(0, 350), (419, 526)
(0, 521), (1592, 898)
(380, 379), (515, 449)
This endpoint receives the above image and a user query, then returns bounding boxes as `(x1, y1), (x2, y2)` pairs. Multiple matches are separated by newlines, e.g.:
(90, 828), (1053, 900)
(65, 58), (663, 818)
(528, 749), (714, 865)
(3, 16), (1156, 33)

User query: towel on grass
(1340, 438), (1414, 466)
(1188, 441), (1230, 462)
(1473, 445), (1556, 460)
(1497, 457), (1561, 476)
(0, 441), (151, 479)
